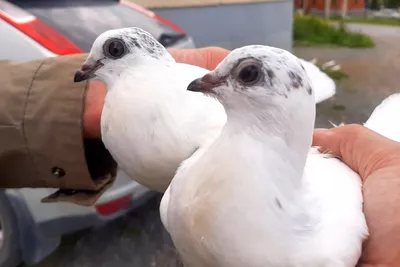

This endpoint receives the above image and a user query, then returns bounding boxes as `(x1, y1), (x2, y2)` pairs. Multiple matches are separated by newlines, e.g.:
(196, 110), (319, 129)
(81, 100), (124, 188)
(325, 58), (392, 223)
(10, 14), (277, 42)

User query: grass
(306, 61), (349, 82)
(293, 15), (375, 48)
(330, 15), (400, 27)
(321, 67), (349, 81)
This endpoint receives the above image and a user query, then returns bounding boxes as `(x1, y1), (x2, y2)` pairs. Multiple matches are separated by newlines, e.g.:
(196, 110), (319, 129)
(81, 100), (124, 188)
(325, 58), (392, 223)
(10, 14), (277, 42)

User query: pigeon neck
(102, 53), (173, 89)
(224, 98), (315, 176)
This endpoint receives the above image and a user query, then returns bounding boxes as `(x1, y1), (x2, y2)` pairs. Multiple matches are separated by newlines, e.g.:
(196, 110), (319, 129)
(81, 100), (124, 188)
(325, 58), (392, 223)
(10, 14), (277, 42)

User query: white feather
(330, 64), (341, 71)
(299, 59), (336, 104)
(322, 60), (337, 69)
(363, 93), (400, 142)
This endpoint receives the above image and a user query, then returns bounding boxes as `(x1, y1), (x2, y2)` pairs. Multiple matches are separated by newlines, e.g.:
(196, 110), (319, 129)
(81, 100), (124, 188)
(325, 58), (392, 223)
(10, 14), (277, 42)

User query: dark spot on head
(266, 69), (275, 79)
(307, 86), (312, 95)
(264, 69), (276, 87)
(131, 39), (142, 49)
(275, 197), (283, 210)
(145, 47), (155, 54)
(288, 70), (303, 89)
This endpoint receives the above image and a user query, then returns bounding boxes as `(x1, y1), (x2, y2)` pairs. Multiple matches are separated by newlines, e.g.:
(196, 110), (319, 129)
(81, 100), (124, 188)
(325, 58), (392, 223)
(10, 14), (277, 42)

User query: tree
(341, 0), (348, 18)
(325, 0), (332, 19)
(303, 0), (309, 14)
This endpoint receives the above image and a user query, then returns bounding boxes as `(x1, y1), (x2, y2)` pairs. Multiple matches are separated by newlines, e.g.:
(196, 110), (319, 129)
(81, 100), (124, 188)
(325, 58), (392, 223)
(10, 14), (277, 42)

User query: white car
(0, 1), (196, 266)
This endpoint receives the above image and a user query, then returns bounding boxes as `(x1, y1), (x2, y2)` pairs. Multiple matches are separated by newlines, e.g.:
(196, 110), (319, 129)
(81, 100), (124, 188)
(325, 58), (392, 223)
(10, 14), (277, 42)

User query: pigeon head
(187, 45), (314, 112)
(74, 27), (173, 84)
(187, 45), (316, 153)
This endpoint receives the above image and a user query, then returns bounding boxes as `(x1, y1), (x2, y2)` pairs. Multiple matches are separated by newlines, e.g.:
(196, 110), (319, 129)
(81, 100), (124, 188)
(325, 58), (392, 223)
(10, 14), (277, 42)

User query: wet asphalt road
(31, 23), (400, 267)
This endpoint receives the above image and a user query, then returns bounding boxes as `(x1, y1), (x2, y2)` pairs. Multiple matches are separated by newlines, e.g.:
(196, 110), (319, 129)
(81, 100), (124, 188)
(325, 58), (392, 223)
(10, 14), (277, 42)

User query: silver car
(0, 0), (195, 266)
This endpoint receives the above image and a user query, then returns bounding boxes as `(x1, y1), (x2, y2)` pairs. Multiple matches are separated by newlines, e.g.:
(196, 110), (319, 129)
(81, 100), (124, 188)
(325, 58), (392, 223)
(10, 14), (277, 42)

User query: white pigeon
(161, 45), (374, 267)
(363, 93), (400, 142)
(74, 27), (225, 192)
(73, 27), (335, 192)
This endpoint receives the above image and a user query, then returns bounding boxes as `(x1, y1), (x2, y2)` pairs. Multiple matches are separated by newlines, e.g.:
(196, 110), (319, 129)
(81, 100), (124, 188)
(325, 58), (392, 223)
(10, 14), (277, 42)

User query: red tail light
(95, 195), (133, 216)
(0, 3), (82, 55)
(120, 0), (185, 34)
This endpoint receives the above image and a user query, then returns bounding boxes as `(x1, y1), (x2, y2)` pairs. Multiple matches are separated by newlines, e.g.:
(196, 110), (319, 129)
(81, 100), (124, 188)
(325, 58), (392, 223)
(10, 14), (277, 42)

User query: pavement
(30, 23), (400, 267)
(295, 23), (400, 127)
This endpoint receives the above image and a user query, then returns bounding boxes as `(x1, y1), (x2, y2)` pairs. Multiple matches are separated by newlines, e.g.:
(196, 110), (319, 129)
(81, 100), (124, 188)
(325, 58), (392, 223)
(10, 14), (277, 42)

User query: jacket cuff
(24, 54), (116, 205)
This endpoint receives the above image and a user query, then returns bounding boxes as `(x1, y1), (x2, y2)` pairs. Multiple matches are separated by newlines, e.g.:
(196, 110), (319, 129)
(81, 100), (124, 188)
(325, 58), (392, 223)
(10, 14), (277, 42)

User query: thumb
(313, 124), (400, 180)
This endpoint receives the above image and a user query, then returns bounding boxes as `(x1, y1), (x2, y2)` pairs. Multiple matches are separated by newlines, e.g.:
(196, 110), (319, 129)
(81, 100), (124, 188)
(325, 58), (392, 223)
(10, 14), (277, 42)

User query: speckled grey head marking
(266, 69), (275, 81)
(110, 27), (167, 59)
(204, 45), (313, 103)
(198, 45), (315, 115)
(287, 70), (304, 89)
(275, 197), (283, 210)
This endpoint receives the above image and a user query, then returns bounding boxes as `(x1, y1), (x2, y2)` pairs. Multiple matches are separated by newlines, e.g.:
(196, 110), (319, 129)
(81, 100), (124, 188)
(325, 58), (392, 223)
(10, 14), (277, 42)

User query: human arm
(0, 54), (116, 205)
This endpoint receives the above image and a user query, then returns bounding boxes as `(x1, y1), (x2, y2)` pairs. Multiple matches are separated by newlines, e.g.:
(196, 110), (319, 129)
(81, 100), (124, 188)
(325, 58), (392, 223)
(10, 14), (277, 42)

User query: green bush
(331, 16), (400, 27)
(293, 15), (375, 48)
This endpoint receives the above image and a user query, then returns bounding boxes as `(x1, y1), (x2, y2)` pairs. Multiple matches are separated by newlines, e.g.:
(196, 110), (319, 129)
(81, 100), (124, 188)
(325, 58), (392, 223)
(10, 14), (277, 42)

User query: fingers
(168, 47), (230, 70)
(313, 124), (400, 180)
(196, 47), (230, 70)
(83, 80), (106, 139)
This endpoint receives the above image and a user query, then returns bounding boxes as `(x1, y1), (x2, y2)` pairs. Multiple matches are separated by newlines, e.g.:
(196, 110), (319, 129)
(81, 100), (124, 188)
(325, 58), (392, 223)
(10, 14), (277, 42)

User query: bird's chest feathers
(170, 137), (307, 265)
(101, 88), (192, 170)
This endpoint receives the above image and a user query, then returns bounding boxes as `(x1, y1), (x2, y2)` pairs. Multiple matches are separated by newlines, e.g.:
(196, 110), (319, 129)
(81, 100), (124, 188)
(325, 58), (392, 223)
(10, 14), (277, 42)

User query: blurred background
(0, 0), (399, 266)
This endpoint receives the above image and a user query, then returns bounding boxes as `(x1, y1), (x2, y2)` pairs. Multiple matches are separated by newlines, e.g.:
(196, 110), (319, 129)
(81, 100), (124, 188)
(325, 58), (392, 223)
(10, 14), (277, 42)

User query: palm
(359, 165), (400, 266)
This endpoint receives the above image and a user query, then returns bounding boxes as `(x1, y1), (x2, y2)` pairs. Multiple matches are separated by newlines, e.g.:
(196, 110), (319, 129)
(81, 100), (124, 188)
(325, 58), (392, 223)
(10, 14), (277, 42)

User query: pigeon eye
(237, 62), (262, 85)
(104, 38), (127, 59)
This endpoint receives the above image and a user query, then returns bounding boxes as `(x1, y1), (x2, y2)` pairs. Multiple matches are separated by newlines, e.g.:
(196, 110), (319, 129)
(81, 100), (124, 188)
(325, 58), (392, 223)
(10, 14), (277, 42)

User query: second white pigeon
(160, 45), (376, 267)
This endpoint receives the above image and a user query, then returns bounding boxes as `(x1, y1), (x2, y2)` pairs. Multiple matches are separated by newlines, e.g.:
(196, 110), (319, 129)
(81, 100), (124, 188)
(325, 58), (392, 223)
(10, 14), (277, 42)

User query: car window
(8, 0), (172, 52)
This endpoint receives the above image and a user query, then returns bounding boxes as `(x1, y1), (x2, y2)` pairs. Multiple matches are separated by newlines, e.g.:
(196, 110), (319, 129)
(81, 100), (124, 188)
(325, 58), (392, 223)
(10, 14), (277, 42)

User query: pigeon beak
(187, 73), (225, 93)
(74, 60), (104, 83)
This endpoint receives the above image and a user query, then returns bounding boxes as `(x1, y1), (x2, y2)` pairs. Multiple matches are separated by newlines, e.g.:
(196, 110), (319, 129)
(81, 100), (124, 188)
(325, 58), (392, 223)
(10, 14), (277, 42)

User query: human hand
(82, 47), (230, 139)
(313, 124), (400, 267)
(168, 46), (230, 70)
(83, 80), (106, 139)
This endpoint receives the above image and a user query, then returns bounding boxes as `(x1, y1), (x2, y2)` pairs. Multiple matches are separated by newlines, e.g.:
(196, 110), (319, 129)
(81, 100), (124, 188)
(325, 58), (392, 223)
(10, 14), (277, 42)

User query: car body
(0, 0), (195, 266)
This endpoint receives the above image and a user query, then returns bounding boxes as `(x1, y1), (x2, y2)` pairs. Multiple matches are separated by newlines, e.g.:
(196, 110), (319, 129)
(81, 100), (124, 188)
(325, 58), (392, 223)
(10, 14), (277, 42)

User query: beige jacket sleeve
(0, 54), (116, 206)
